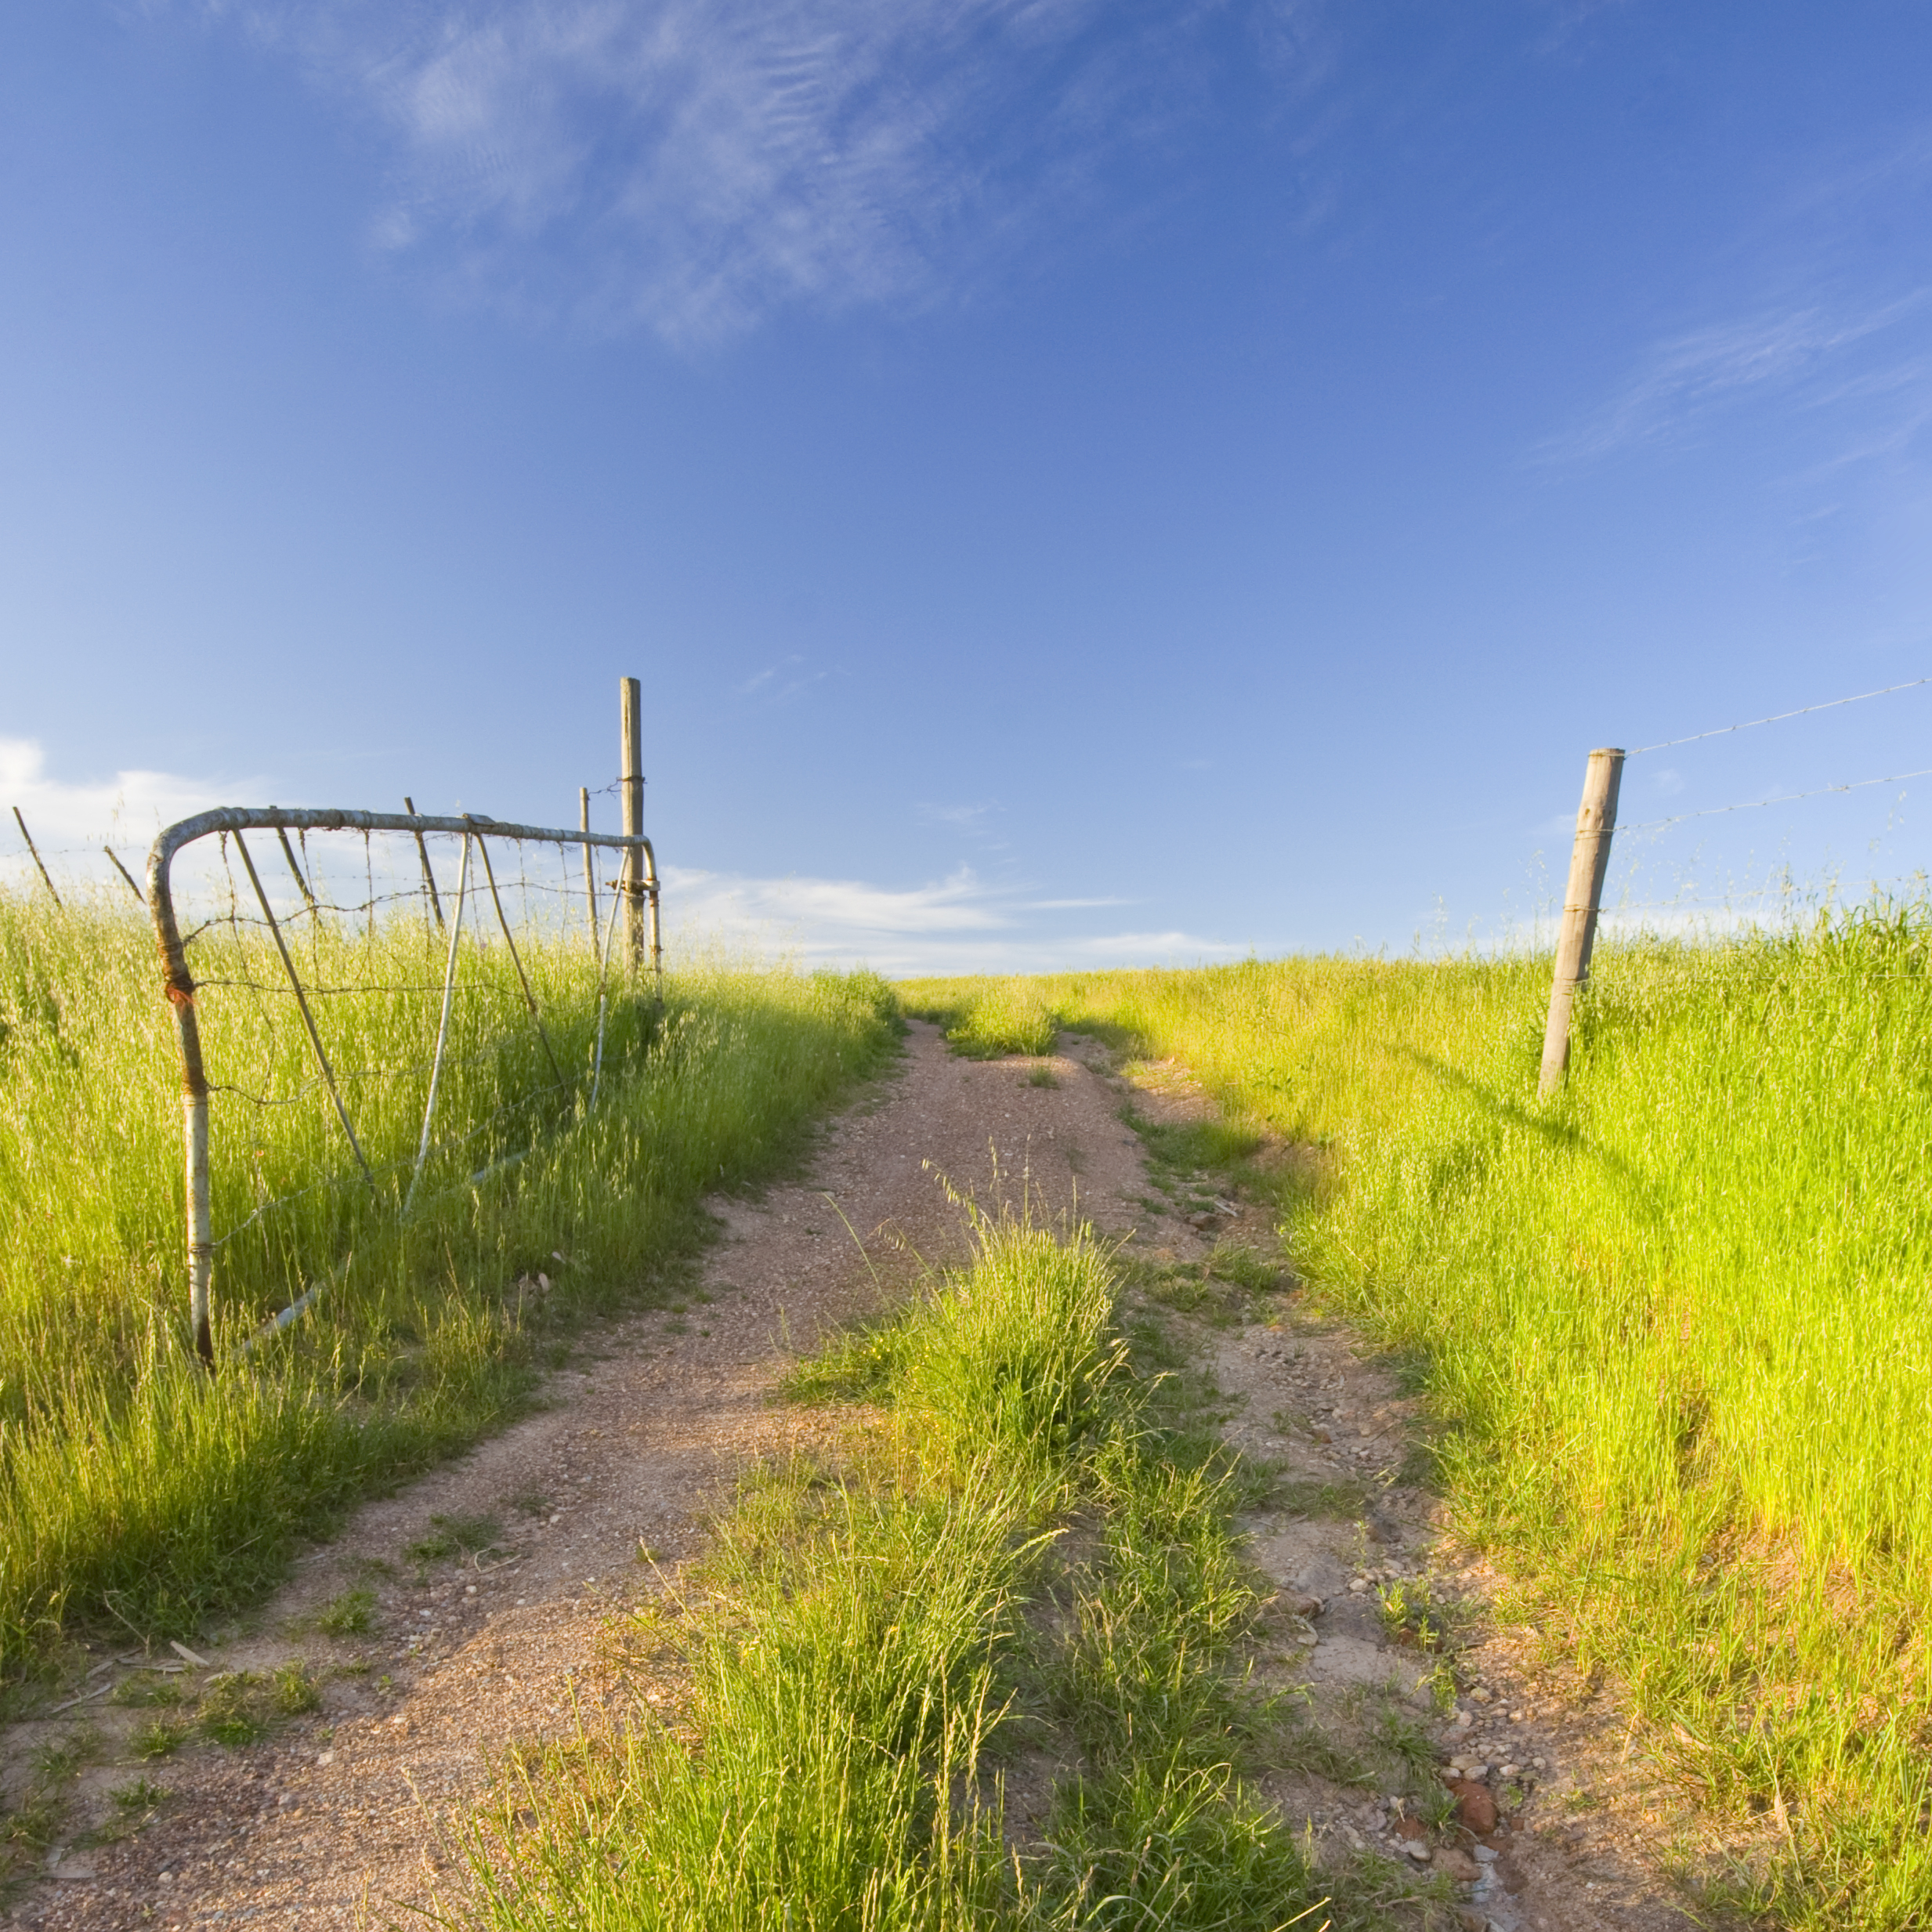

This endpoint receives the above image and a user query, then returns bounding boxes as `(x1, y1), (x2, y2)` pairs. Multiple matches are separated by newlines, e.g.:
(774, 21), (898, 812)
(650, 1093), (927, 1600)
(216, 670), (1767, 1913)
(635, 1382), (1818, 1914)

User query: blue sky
(5, 1), (1932, 970)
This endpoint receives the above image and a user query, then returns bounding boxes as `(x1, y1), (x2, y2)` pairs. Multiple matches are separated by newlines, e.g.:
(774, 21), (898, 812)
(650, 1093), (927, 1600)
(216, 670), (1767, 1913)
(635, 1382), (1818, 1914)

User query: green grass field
(906, 910), (1932, 1928)
(0, 884), (898, 1670)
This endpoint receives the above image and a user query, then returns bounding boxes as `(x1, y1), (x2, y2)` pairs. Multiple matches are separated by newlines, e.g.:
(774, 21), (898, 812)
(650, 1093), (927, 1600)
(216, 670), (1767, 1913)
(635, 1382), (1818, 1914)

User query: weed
(131, 1716), (187, 1760)
(1027, 1067), (1059, 1089)
(31, 1731), (99, 1786)
(407, 1514), (503, 1568)
(110, 1673), (183, 1708)
(1208, 1246), (1284, 1294)
(197, 1673), (269, 1747)
(273, 1662), (322, 1716)
(2, 1789), (60, 1851)
(315, 1588), (374, 1637)
(1378, 1577), (1453, 1652)
(1273, 1477), (1371, 1519)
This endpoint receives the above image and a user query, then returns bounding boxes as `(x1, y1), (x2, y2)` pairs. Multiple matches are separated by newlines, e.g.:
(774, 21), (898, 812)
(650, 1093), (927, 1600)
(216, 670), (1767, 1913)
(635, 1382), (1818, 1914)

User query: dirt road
(6, 1022), (1721, 1931)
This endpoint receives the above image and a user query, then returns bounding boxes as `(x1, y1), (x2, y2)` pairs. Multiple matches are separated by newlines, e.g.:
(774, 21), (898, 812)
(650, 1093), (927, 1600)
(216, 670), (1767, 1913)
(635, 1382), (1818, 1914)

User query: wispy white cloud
(183, 0), (1250, 343)
(0, 738), (262, 893)
(917, 801), (998, 830)
(1539, 294), (1932, 464)
(735, 655), (838, 702)
(663, 863), (1239, 972)
(1, 738), (1236, 970)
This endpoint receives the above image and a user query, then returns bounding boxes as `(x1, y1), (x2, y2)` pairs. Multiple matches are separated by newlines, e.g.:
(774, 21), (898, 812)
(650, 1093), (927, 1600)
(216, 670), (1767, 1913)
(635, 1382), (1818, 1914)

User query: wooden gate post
(1539, 747), (1625, 1096)
(619, 677), (646, 971)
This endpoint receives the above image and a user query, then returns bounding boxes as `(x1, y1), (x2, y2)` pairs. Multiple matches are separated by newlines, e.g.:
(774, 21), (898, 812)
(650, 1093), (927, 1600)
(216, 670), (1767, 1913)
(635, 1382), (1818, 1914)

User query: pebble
(1498, 1763), (1518, 1779)
(1404, 1843), (1432, 1863)
(1532, 1757), (1547, 1770)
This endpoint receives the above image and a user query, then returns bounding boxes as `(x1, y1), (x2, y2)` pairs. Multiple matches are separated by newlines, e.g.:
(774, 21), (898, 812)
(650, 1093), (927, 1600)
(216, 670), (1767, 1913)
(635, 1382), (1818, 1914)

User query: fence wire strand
(1629, 675), (1930, 755)
(1618, 766), (1932, 834)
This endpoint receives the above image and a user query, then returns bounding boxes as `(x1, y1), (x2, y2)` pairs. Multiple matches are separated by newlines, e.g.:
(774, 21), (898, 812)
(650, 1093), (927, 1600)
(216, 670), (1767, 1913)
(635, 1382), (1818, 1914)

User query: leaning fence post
(403, 797), (444, 928)
(103, 845), (144, 903)
(1539, 747), (1625, 1095)
(620, 676), (646, 971)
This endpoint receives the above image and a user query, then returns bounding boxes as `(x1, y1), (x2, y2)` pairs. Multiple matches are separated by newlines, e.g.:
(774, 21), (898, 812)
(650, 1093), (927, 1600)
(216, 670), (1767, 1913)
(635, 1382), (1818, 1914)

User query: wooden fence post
(1539, 746), (1625, 1096)
(619, 677), (646, 971)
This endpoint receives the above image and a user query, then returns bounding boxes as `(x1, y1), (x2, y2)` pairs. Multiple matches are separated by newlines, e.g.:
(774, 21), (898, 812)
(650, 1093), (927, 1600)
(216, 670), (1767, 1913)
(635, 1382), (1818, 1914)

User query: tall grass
(910, 911), (1932, 1925)
(466, 1219), (1341, 1932)
(0, 885), (898, 1665)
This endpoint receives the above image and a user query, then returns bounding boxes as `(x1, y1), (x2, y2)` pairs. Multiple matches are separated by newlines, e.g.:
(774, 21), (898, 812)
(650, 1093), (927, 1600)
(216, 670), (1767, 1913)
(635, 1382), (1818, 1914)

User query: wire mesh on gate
(143, 806), (662, 1366)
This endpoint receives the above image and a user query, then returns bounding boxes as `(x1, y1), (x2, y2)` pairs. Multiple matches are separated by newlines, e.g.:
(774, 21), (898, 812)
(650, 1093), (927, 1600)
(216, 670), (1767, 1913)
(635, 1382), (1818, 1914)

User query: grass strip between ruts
(461, 1216), (1384, 1932)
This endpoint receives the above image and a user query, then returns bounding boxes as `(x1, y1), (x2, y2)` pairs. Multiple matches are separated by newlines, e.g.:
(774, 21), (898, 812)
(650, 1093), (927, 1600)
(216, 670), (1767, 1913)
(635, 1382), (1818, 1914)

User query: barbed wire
(1628, 675), (1930, 755)
(1617, 766), (1932, 834)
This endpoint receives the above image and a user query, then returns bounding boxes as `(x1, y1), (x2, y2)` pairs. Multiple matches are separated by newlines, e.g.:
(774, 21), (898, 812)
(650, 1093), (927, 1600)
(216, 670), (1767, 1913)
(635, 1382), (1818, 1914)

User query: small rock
(1453, 1912), (1489, 1932)
(1531, 1757), (1547, 1770)
(1404, 1841), (1433, 1864)
(1286, 1592), (1322, 1618)
(1348, 1578), (1369, 1594)
(1395, 1815), (1426, 1842)
(1498, 1763), (1519, 1779)
(1448, 1778), (1499, 1835)
(1435, 1847), (1481, 1883)
(1473, 1846), (1499, 1863)
(317, 1749), (335, 1767)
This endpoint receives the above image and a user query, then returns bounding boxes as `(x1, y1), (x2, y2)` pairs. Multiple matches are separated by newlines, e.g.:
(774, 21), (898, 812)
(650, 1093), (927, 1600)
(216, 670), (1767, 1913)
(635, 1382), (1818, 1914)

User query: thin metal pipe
(472, 827), (563, 1086)
(588, 875), (624, 1111)
(648, 875), (663, 1004)
(402, 832), (472, 1217)
(579, 787), (597, 951)
(403, 797), (444, 928)
(146, 834), (214, 1364)
(274, 826), (317, 912)
(11, 807), (61, 907)
(231, 831), (376, 1192)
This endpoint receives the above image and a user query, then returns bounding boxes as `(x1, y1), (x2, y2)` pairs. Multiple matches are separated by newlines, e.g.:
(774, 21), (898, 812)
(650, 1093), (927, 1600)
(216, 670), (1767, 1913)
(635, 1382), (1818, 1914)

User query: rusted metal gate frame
(145, 805), (661, 1366)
